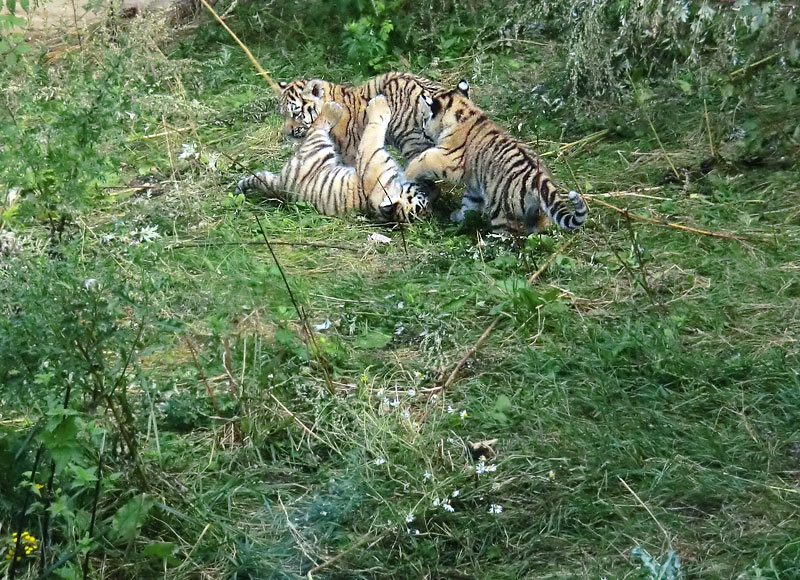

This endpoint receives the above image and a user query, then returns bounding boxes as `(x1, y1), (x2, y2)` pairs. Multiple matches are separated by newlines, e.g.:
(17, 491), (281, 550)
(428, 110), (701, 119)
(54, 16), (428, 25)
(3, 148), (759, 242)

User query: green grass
(1, 7), (799, 580)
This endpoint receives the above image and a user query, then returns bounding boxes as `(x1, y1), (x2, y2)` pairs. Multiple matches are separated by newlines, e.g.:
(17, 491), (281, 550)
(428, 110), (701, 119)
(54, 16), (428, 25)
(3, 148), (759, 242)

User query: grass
(1, 6), (799, 580)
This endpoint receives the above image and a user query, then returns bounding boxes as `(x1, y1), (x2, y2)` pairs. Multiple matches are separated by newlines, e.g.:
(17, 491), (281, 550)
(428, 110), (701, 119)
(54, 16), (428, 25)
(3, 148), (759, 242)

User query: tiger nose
(283, 118), (296, 135)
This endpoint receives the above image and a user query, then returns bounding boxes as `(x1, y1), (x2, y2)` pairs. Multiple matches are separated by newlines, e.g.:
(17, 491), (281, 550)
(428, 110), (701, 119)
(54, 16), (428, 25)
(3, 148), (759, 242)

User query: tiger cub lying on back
(406, 80), (588, 233)
(278, 72), (445, 166)
(236, 96), (428, 223)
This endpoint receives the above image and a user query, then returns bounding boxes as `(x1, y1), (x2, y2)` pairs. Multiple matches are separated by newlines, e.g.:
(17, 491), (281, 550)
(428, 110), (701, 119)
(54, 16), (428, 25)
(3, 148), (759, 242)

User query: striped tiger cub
(236, 95), (428, 223)
(406, 80), (588, 233)
(278, 72), (445, 166)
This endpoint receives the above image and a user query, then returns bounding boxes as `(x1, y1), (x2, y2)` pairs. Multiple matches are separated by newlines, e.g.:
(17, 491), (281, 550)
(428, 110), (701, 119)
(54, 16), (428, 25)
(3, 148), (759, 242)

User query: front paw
(366, 95), (391, 123)
(450, 208), (465, 223)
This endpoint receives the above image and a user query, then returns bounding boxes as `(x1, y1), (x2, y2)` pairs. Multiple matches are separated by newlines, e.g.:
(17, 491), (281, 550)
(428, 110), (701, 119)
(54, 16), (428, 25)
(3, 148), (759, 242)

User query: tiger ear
(304, 79), (325, 99)
(457, 79), (470, 98)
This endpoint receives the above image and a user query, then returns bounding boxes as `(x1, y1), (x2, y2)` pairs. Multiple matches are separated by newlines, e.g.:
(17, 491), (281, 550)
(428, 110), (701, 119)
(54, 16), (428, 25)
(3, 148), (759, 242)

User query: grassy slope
(3, 11), (800, 580)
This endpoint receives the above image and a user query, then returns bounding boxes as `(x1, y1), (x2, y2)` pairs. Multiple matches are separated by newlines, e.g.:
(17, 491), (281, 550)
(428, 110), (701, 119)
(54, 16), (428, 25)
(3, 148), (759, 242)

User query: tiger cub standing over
(278, 72), (445, 166)
(236, 96), (428, 223)
(405, 80), (588, 233)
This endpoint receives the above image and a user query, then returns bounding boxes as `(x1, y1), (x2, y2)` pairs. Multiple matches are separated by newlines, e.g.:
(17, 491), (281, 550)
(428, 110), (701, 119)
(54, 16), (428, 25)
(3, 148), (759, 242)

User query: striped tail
(546, 190), (588, 231)
(235, 170), (281, 197)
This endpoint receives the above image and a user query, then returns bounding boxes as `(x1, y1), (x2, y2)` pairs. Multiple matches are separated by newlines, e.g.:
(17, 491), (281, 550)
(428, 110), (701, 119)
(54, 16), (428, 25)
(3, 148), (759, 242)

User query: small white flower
(460, 410), (468, 420)
(376, 388), (384, 397)
(407, 388), (415, 396)
(547, 470), (556, 479)
(451, 489), (460, 498)
(447, 405), (455, 414)
(401, 410), (411, 419)
(415, 371), (422, 377)
(178, 142), (198, 159)
(423, 470), (431, 480)
(488, 504), (503, 514)
(442, 500), (455, 513)
(390, 398), (400, 407)
(374, 457), (386, 466)
(432, 498), (440, 507)
(83, 278), (98, 291)
(405, 513), (415, 524)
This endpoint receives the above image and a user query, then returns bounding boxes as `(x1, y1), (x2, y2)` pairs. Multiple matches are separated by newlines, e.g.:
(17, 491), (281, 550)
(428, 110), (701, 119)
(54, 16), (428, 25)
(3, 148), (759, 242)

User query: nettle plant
(0, 249), (158, 578)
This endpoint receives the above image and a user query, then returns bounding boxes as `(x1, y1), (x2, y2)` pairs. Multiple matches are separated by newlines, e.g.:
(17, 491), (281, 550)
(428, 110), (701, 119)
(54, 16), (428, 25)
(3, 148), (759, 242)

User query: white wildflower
(178, 142), (198, 160)
(442, 500), (454, 513)
(488, 504), (503, 514)
(451, 489), (460, 498)
(405, 513), (415, 523)
(374, 457), (386, 466)
(460, 410), (468, 420)
(423, 470), (431, 480)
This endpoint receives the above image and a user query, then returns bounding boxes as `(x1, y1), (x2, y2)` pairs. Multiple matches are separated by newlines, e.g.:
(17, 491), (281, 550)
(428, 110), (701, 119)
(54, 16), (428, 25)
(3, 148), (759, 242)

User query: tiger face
(420, 79), (472, 140)
(278, 79), (327, 139)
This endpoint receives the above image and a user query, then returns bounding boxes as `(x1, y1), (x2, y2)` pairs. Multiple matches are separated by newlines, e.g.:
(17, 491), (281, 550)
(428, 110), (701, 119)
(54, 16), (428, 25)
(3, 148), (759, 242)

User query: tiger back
(236, 96), (428, 223)
(277, 72), (445, 166)
(405, 80), (588, 233)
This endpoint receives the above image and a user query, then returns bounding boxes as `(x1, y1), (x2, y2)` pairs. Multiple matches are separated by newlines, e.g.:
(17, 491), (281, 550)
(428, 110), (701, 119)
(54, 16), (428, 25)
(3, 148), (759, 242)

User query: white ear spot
(568, 190), (579, 200)
(457, 80), (470, 96)
(278, 81), (288, 90)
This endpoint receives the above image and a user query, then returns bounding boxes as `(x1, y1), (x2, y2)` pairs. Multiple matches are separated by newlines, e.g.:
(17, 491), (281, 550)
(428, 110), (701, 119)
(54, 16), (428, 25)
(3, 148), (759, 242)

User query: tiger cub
(236, 95), (428, 223)
(405, 80), (588, 233)
(278, 72), (445, 166)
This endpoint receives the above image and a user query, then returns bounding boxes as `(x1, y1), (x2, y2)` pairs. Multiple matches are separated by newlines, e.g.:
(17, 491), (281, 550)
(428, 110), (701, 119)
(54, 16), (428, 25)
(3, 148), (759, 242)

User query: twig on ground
(729, 52), (780, 78)
(618, 476), (672, 549)
(540, 129), (608, 157)
(269, 393), (339, 454)
(432, 237), (575, 394)
(588, 196), (770, 242)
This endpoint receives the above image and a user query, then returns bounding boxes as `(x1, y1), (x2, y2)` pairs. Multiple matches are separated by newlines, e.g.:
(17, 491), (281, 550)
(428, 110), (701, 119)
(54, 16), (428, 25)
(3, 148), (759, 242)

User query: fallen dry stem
(540, 129), (608, 157)
(434, 237), (575, 393)
(306, 530), (387, 578)
(198, 0), (281, 94)
(588, 197), (770, 242)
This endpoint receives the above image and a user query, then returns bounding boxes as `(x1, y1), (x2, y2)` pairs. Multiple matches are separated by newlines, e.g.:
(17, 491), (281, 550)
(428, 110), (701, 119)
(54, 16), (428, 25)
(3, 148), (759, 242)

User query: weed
(1, 0), (799, 579)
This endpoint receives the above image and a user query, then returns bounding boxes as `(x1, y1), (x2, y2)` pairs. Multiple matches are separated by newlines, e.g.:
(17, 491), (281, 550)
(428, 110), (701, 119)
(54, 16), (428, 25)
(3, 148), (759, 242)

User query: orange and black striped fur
(236, 96), (428, 223)
(278, 72), (445, 166)
(406, 80), (588, 233)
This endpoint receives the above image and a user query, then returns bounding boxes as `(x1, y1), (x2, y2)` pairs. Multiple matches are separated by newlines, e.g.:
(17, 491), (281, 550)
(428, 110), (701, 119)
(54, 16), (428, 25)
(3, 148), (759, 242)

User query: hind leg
(451, 186), (486, 223)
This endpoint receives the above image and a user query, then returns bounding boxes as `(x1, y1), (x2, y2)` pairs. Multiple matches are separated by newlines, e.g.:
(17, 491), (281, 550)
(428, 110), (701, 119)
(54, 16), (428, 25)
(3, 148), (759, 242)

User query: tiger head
(419, 79), (473, 140)
(278, 79), (329, 139)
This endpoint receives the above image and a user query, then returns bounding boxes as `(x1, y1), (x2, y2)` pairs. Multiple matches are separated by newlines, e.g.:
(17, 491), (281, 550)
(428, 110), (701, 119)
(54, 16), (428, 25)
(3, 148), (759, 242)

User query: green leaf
(143, 541), (180, 565)
(354, 331), (392, 349)
(19, 0), (28, 12)
(39, 414), (85, 473)
(442, 296), (467, 313)
(6, 0), (16, 15)
(494, 395), (512, 413)
(111, 494), (154, 544)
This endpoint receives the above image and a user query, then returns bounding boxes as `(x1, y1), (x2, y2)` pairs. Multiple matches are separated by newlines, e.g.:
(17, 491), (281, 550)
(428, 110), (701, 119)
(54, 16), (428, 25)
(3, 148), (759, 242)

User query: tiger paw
(366, 95), (391, 124)
(319, 102), (344, 126)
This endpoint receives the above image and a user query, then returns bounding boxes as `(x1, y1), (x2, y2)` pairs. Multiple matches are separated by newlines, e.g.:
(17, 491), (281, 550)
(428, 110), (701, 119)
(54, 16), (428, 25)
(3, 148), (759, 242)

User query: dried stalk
(198, 0), (281, 94)
(433, 237), (575, 394)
